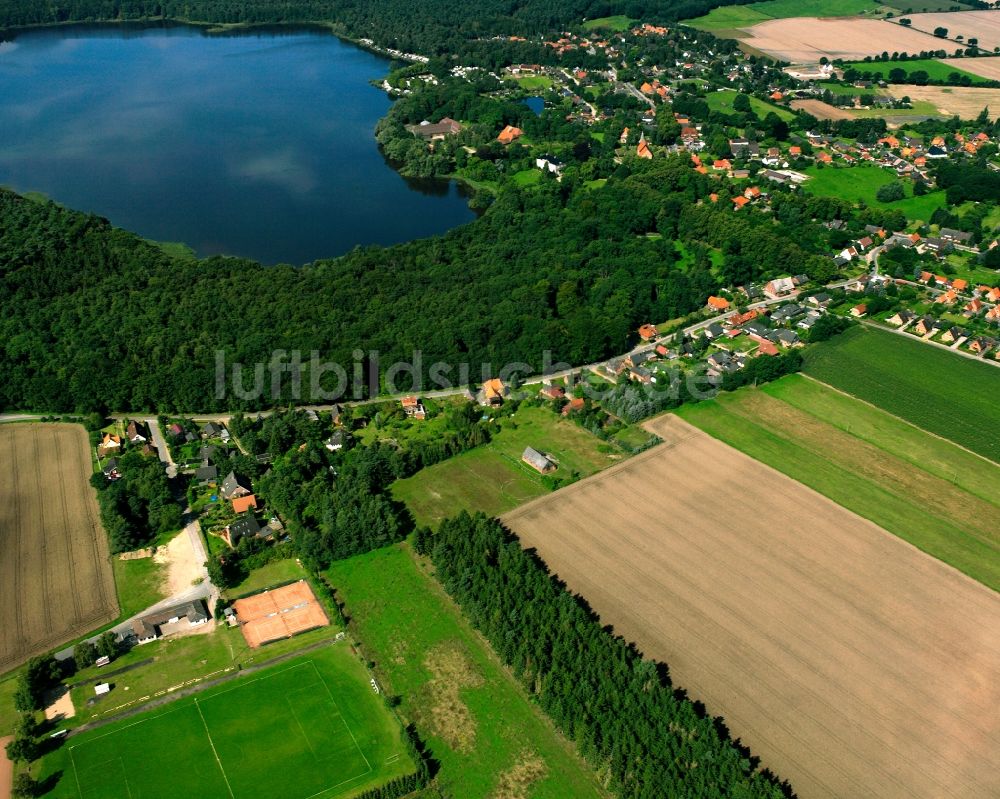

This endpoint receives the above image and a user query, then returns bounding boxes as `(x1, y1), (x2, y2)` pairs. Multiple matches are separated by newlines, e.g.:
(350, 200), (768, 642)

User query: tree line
(417, 513), (790, 798)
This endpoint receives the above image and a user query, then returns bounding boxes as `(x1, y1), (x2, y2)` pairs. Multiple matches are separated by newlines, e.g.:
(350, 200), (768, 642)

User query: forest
(0, 0), (746, 60)
(419, 512), (790, 799)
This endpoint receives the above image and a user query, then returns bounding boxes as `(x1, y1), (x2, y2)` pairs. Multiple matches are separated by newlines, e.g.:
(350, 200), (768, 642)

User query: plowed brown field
(0, 424), (118, 674)
(502, 415), (1000, 799)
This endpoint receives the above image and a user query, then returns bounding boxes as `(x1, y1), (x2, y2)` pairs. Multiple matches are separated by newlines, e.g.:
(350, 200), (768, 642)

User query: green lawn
(111, 556), (167, 620)
(840, 59), (992, 85)
(68, 621), (343, 722)
(0, 676), (20, 735)
(39, 646), (414, 799)
(228, 557), (308, 598)
(391, 405), (622, 528)
(582, 14), (634, 31)
(513, 75), (552, 90)
(802, 165), (946, 222)
(326, 545), (604, 799)
(803, 325), (1000, 462)
(511, 168), (543, 187)
(687, 0), (883, 29)
(705, 89), (795, 121)
(677, 374), (1000, 591)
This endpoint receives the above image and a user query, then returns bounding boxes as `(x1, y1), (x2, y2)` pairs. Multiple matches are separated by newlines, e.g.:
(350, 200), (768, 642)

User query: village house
(887, 309), (915, 326)
(497, 125), (523, 145)
(561, 397), (585, 416)
(539, 384), (565, 401)
(224, 513), (264, 546)
(98, 433), (122, 457)
(638, 323), (658, 341)
(522, 446), (556, 474)
(325, 430), (347, 452)
(763, 277), (796, 298)
(102, 458), (122, 481)
(913, 316), (939, 336)
(232, 494), (258, 515)
(706, 295), (730, 312)
(195, 464), (218, 484)
(130, 600), (209, 645)
(850, 304), (867, 318)
(535, 155), (565, 175)
(126, 420), (148, 443)
(478, 378), (510, 406)
(407, 117), (463, 142)
(401, 396), (427, 420)
(220, 471), (252, 501)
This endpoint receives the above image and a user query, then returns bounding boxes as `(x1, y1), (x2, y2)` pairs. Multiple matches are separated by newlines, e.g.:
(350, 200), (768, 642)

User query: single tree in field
(74, 640), (97, 670)
(11, 772), (40, 799)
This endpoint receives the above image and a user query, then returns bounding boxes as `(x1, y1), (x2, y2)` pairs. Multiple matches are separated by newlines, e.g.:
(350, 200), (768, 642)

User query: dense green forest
(419, 512), (790, 799)
(0, 0), (741, 59)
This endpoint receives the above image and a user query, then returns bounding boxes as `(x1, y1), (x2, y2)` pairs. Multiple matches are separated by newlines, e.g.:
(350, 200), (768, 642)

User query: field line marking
(119, 756), (135, 799)
(69, 746), (84, 799)
(195, 661), (313, 707)
(285, 695), (319, 758)
(67, 698), (193, 749)
(195, 697), (236, 799)
(307, 659), (373, 776)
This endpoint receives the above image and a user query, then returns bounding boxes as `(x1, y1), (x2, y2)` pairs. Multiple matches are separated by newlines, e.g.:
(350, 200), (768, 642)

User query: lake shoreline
(0, 22), (478, 265)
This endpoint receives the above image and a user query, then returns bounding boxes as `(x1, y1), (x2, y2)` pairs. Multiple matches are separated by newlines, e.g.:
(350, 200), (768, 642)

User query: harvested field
(790, 98), (855, 119)
(233, 579), (329, 648)
(904, 10), (1000, 51)
(502, 414), (1000, 799)
(885, 84), (1000, 119)
(0, 424), (118, 674)
(739, 17), (947, 62)
(943, 57), (1000, 81)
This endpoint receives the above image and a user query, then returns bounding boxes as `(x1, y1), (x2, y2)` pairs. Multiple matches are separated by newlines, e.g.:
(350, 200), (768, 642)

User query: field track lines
(6, 424), (27, 661)
(308, 659), (374, 775)
(31, 425), (55, 632)
(802, 373), (1000, 470)
(195, 698), (236, 799)
(53, 426), (86, 624)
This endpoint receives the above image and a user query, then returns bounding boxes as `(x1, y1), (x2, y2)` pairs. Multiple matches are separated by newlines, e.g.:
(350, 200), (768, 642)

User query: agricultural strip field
(677, 374), (1000, 590)
(903, 10), (1000, 52)
(391, 405), (621, 528)
(803, 325), (1000, 461)
(789, 98), (855, 120)
(326, 545), (605, 799)
(0, 424), (118, 674)
(942, 57), (1000, 81)
(841, 58), (995, 84)
(38, 645), (415, 799)
(885, 84), (1000, 119)
(801, 165), (946, 220)
(686, 0), (886, 32)
(736, 18), (948, 62)
(502, 414), (1000, 799)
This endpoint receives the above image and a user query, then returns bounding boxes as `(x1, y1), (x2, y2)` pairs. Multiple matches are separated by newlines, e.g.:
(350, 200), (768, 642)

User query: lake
(0, 24), (476, 265)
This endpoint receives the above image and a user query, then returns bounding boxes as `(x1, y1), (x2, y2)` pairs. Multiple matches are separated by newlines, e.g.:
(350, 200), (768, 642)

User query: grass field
(502, 413), (1000, 799)
(326, 545), (604, 799)
(582, 14), (634, 31)
(512, 75), (552, 90)
(841, 58), (993, 84)
(705, 88), (795, 120)
(802, 165), (946, 221)
(677, 374), (1000, 590)
(228, 557), (307, 597)
(0, 424), (119, 675)
(391, 405), (621, 528)
(687, 0), (884, 31)
(40, 646), (414, 799)
(112, 556), (167, 619)
(804, 325), (1000, 461)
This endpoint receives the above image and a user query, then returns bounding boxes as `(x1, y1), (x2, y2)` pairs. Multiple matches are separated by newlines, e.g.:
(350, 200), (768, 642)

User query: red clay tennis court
(233, 580), (330, 648)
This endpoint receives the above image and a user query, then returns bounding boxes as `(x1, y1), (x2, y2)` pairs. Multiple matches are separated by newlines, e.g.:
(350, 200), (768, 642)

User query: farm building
(130, 599), (209, 645)
(522, 446), (556, 474)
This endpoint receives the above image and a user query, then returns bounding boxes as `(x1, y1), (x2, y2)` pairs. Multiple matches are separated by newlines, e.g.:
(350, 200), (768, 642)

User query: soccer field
(52, 646), (413, 799)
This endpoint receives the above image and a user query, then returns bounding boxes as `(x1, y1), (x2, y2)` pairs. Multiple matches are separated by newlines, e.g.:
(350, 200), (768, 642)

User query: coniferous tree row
(423, 512), (791, 799)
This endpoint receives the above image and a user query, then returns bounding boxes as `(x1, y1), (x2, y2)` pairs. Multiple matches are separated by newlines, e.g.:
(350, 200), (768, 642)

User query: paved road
(144, 417), (177, 478)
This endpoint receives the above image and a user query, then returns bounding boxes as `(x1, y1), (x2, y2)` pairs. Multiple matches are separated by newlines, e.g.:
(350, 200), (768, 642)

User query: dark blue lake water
(523, 96), (545, 116)
(0, 24), (476, 264)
